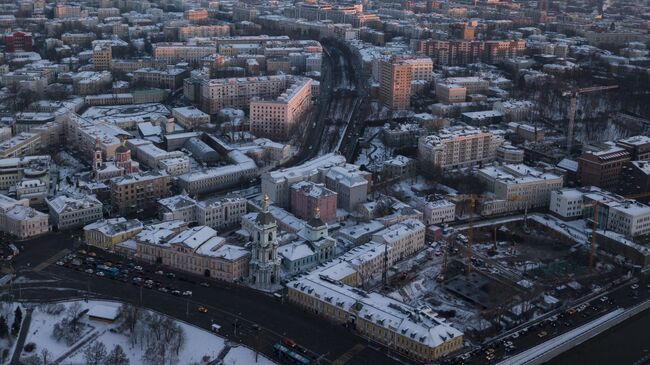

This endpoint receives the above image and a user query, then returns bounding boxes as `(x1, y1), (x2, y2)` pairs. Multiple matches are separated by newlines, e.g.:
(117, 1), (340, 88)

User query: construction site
(384, 214), (628, 342)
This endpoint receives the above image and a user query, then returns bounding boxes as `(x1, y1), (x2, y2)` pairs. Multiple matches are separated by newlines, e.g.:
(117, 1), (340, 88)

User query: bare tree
(83, 341), (107, 365)
(105, 345), (130, 365)
(40, 349), (52, 365)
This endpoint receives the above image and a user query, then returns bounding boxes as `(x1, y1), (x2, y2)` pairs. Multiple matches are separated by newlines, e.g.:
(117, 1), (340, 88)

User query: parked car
(200, 282), (210, 288)
(182, 291), (192, 297)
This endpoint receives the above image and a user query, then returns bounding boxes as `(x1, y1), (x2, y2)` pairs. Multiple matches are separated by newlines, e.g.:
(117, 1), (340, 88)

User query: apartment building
(132, 67), (188, 90)
(418, 126), (504, 170)
(250, 77), (312, 140)
(153, 43), (215, 65)
(92, 43), (111, 71)
(199, 75), (306, 114)
(178, 25), (231, 41)
(379, 57), (412, 111)
(414, 39), (525, 65)
(47, 194), (103, 230)
(110, 171), (172, 215)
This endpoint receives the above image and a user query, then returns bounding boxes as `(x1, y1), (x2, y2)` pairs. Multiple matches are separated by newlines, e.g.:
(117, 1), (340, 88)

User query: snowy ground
(19, 300), (276, 365)
(222, 345), (276, 365)
(0, 303), (18, 365)
(387, 248), (483, 333)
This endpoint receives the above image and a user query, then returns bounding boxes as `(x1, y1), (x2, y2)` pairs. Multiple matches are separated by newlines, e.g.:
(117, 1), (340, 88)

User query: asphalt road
(549, 304), (650, 365)
(2, 237), (411, 365)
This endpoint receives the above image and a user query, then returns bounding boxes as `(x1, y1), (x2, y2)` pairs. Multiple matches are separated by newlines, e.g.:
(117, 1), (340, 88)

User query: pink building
(290, 181), (337, 223)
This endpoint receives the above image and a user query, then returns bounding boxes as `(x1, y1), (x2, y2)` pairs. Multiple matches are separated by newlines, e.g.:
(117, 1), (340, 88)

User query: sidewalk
(10, 307), (33, 365)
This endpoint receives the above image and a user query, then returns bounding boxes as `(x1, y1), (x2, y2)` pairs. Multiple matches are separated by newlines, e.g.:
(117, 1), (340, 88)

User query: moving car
(198, 306), (208, 313)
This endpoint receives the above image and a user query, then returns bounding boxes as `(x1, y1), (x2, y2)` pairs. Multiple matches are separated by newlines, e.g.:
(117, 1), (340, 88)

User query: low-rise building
(84, 218), (143, 250)
(0, 194), (48, 239)
(47, 194), (104, 230)
(478, 164), (563, 215)
(382, 155), (417, 180)
(416, 197), (456, 225)
(0, 132), (40, 158)
(172, 106), (210, 129)
(136, 223), (250, 282)
(287, 266), (462, 362)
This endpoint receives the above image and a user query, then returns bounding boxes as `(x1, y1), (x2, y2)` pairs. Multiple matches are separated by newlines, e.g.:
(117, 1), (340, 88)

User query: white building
(248, 195), (281, 288)
(415, 197), (456, 225)
(478, 164), (563, 215)
(418, 126), (504, 170)
(172, 106), (210, 129)
(324, 165), (371, 211)
(0, 194), (49, 239)
(47, 194), (104, 230)
(550, 187), (650, 237)
(262, 153), (347, 209)
(159, 195), (247, 230)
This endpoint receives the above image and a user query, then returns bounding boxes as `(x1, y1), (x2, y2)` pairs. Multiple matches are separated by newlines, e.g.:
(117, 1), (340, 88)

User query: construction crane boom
(563, 84), (618, 155)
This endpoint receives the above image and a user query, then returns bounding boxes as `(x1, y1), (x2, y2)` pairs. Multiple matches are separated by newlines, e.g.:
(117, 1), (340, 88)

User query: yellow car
(198, 306), (208, 313)
(537, 331), (547, 338)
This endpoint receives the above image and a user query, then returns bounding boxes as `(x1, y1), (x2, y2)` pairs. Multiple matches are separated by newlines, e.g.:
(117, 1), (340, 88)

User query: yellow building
(84, 218), (143, 250)
(287, 273), (463, 362)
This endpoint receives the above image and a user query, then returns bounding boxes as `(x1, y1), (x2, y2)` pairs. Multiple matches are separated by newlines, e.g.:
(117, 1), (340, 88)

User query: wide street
(1, 232), (410, 365)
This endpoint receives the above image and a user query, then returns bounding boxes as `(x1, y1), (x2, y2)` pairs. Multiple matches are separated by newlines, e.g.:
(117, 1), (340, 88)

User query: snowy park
(6, 300), (276, 365)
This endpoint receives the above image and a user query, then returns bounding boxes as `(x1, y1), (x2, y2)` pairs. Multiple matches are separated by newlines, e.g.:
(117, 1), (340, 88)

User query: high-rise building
(379, 57), (412, 111)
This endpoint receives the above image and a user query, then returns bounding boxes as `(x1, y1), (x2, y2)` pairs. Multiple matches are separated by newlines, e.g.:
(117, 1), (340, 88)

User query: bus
(273, 343), (310, 365)
(95, 265), (119, 277)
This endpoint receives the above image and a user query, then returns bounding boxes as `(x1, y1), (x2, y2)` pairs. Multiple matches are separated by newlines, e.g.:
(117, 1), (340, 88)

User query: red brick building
(4, 31), (32, 52)
(578, 147), (631, 190)
(290, 181), (337, 223)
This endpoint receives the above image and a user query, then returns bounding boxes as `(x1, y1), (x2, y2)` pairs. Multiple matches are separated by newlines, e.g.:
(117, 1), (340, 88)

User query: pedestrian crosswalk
(332, 343), (366, 365)
(33, 249), (70, 272)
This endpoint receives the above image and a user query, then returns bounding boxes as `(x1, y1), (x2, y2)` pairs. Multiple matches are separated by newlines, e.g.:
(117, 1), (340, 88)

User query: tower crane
(562, 84), (618, 155)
